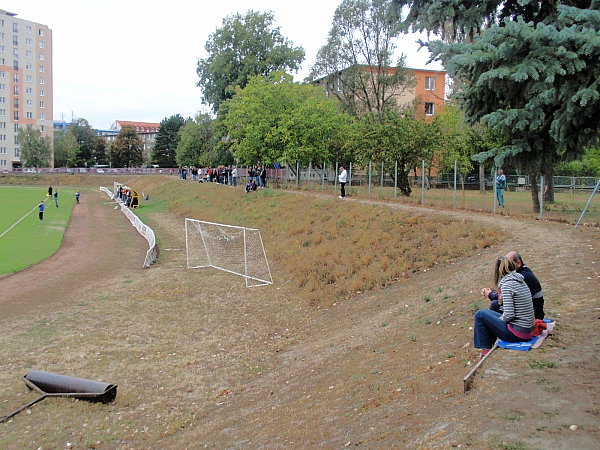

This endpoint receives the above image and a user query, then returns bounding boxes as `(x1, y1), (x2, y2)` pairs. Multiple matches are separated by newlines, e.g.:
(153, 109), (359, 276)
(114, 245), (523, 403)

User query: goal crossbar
(185, 218), (273, 287)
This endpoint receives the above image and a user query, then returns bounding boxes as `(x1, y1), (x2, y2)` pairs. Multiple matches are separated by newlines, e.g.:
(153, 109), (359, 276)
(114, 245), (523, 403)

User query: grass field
(0, 185), (75, 274)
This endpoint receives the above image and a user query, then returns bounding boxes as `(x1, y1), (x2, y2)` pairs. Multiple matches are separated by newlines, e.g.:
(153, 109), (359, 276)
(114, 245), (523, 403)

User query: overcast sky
(6, 0), (442, 130)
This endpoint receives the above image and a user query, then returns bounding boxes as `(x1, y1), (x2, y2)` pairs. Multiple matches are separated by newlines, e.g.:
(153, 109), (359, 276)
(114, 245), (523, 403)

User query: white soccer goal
(185, 218), (273, 287)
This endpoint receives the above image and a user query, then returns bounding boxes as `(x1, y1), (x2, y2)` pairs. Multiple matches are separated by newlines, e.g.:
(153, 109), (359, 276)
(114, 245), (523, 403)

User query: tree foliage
(18, 125), (50, 168)
(223, 72), (352, 166)
(197, 10), (305, 113)
(392, 0), (600, 210)
(53, 130), (79, 168)
(347, 110), (439, 195)
(311, 0), (414, 119)
(556, 146), (600, 176)
(93, 137), (108, 166)
(152, 114), (186, 167)
(176, 114), (218, 167)
(69, 118), (98, 167)
(110, 126), (143, 168)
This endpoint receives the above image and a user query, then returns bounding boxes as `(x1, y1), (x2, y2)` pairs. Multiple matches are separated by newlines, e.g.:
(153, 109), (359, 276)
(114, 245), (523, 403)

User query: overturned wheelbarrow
(0, 370), (117, 423)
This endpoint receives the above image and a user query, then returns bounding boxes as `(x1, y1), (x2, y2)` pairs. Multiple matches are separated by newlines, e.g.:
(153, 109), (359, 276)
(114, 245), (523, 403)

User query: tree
(70, 118), (98, 167)
(222, 72), (352, 166)
(556, 146), (600, 176)
(18, 125), (50, 168)
(176, 114), (218, 167)
(391, 0), (600, 211)
(110, 126), (143, 168)
(311, 0), (414, 119)
(53, 130), (79, 167)
(197, 10), (305, 113)
(93, 137), (108, 166)
(152, 114), (186, 167)
(347, 110), (436, 195)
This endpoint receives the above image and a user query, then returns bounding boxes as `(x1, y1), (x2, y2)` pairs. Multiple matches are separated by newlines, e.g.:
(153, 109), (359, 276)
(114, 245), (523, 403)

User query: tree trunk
(530, 172), (540, 213)
(543, 166), (555, 203)
(479, 163), (485, 194)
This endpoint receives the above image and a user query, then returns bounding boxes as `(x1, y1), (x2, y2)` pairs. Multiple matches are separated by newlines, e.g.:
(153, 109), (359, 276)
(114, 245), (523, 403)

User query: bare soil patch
(0, 183), (598, 449)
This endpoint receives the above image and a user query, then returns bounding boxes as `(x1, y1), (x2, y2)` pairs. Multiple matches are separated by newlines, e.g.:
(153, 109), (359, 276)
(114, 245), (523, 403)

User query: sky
(7, 0), (443, 130)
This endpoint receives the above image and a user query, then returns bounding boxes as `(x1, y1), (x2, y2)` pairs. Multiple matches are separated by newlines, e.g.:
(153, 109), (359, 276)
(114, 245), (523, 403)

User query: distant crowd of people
(117, 186), (138, 208)
(178, 165), (268, 192)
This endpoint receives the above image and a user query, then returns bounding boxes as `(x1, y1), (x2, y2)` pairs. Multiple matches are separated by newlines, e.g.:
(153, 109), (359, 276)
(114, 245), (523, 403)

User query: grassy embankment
(130, 176), (504, 305)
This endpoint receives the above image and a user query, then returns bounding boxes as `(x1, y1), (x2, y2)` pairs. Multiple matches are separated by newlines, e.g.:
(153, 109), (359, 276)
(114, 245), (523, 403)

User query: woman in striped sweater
(473, 256), (535, 356)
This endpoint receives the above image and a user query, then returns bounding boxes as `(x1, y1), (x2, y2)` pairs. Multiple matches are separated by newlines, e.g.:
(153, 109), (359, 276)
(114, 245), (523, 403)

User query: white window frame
(425, 76), (436, 90)
(424, 102), (435, 116)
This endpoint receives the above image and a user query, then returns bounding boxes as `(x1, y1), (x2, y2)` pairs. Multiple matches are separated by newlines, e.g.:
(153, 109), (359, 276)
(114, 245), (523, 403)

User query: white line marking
(0, 198), (48, 239)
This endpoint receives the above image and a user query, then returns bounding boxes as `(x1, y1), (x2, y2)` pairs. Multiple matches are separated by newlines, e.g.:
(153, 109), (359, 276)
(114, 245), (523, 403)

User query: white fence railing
(100, 187), (158, 268)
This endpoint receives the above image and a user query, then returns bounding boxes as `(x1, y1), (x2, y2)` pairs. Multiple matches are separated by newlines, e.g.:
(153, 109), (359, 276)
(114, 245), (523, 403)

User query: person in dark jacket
(481, 251), (545, 319)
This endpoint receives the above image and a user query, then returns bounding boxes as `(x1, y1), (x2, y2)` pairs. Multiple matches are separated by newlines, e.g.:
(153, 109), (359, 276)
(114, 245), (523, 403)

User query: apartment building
(107, 120), (160, 162)
(0, 10), (53, 170)
(314, 65), (445, 119)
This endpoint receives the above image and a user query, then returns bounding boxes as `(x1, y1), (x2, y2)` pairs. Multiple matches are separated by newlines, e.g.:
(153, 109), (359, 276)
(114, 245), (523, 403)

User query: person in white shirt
(338, 166), (347, 198)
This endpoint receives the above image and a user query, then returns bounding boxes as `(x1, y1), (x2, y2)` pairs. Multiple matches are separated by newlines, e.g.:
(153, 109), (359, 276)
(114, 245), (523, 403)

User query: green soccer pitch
(0, 186), (76, 275)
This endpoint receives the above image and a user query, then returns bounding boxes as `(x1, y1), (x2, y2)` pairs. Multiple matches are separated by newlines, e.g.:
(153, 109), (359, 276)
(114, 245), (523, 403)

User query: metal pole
(575, 179), (600, 228)
(381, 161), (384, 187)
(453, 160), (457, 209)
(349, 162), (353, 197)
(308, 161), (312, 191)
(394, 160), (398, 198)
(335, 160), (338, 194)
(493, 166), (497, 214)
(296, 162), (300, 189)
(322, 162), (326, 191)
(421, 160), (425, 205)
(368, 160), (372, 195)
(540, 175), (544, 219)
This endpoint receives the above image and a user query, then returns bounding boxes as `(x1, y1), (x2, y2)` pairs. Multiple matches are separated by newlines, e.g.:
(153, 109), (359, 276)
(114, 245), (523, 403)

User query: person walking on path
(38, 201), (45, 220)
(496, 169), (506, 208)
(338, 166), (347, 198)
(75, 191), (80, 204)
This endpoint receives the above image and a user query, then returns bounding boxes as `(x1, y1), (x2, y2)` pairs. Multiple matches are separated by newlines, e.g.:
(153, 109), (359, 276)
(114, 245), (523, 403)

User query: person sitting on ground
(481, 251), (545, 319)
(474, 256), (535, 357)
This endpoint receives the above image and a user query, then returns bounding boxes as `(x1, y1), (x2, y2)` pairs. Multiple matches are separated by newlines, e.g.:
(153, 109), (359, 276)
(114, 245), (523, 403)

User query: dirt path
(0, 188), (147, 328)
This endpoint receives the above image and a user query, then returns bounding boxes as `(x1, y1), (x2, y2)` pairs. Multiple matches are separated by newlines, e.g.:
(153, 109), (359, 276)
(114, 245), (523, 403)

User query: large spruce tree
(392, 0), (600, 210)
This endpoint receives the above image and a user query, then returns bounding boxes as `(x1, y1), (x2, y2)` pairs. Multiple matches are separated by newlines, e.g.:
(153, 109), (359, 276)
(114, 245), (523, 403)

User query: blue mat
(497, 319), (555, 351)
(497, 336), (540, 351)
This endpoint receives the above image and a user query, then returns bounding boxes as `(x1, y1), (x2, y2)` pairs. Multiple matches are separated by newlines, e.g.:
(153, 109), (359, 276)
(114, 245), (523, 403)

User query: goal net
(185, 218), (273, 287)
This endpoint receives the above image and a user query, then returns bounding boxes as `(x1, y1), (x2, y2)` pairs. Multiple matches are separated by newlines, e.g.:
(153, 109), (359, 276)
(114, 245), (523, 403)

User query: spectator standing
(496, 169), (506, 208)
(338, 166), (347, 198)
(260, 166), (267, 188)
(232, 167), (238, 186)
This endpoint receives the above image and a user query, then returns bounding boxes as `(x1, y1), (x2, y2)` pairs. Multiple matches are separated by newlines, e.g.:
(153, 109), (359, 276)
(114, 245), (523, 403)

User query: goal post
(185, 218), (273, 287)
